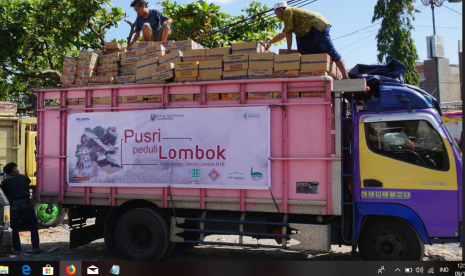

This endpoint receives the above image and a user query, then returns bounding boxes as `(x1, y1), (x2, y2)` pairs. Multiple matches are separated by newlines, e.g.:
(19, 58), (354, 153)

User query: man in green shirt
(266, 1), (349, 79)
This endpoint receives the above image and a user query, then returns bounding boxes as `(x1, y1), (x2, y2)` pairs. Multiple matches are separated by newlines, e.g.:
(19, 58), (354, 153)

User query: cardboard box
(273, 70), (299, 78)
(76, 68), (95, 79)
(173, 40), (198, 51)
(274, 53), (301, 70)
(299, 71), (330, 77)
(96, 70), (119, 77)
(231, 42), (261, 54)
(206, 93), (220, 100)
(145, 94), (162, 102)
(63, 57), (77, 67)
(174, 77), (197, 82)
(247, 92), (273, 99)
(97, 62), (119, 73)
(206, 47), (231, 61)
(120, 64), (137, 75)
(199, 60), (222, 77)
(248, 68), (273, 79)
(158, 50), (182, 65)
(92, 50), (105, 55)
(141, 45), (166, 60)
(198, 76), (222, 81)
(62, 65), (77, 75)
(272, 92), (300, 98)
(99, 52), (121, 64)
(91, 97), (111, 104)
(329, 61), (338, 79)
(115, 75), (136, 84)
(78, 51), (99, 61)
(120, 49), (143, 66)
(152, 63), (175, 82)
(76, 59), (97, 70)
(278, 49), (299, 55)
(170, 94), (195, 102)
(248, 53), (275, 69)
(136, 57), (159, 76)
(136, 71), (156, 84)
(182, 49), (206, 62)
(122, 95), (144, 103)
(104, 41), (122, 51)
(223, 69), (248, 80)
(301, 91), (326, 98)
(174, 62), (199, 78)
(89, 76), (115, 84)
(131, 41), (155, 49)
(300, 54), (331, 72)
(74, 77), (88, 86)
(66, 98), (81, 105)
(224, 54), (248, 71)
(60, 73), (75, 84)
(221, 93), (240, 100)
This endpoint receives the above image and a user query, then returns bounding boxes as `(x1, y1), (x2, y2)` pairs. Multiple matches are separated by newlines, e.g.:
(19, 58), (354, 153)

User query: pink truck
(34, 77), (462, 261)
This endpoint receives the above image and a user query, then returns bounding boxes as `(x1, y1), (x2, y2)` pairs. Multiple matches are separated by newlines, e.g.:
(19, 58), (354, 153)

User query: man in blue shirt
(129, 0), (173, 47)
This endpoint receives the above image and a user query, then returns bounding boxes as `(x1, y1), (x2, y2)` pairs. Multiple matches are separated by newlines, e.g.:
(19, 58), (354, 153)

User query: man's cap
(274, 1), (287, 10)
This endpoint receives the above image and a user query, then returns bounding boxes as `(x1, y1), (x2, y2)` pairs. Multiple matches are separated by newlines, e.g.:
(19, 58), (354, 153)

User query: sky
(105, 0), (463, 70)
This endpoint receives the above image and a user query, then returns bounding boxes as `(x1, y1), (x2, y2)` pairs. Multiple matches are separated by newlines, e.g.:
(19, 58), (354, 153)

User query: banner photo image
(67, 106), (270, 189)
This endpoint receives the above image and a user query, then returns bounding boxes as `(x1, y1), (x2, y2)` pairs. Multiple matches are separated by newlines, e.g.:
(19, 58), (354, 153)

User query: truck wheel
(115, 208), (170, 261)
(358, 218), (424, 261)
(34, 203), (66, 228)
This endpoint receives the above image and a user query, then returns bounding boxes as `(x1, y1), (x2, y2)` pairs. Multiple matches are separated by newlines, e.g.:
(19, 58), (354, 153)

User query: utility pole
(422, 0), (463, 105)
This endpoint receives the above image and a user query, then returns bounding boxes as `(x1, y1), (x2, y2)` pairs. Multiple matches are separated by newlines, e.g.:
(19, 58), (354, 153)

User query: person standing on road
(1, 162), (42, 255)
(129, 0), (173, 47)
(264, 1), (349, 79)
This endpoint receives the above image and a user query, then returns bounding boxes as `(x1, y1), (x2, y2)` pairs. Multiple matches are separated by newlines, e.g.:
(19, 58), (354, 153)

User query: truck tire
(115, 208), (170, 261)
(34, 203), (66, 228)
(358, 218), (424, 261)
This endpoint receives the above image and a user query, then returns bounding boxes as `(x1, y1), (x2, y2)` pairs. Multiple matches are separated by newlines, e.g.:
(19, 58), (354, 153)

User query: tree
(372, 0), (420, 86)
(0, 0), (126, 104)
(157, 0), (282, 48)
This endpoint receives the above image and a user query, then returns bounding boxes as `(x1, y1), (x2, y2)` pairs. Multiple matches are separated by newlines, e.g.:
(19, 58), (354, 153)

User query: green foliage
(159, 0), (282, 48)
(372, 0), (420, 86)
(0, 0), (126, 104)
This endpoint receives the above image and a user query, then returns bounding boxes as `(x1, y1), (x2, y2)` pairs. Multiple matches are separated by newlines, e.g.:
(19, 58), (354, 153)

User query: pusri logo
(243, 113), (248, 120)
(76, 118), (90, 122)
(250, 167), (263, 181)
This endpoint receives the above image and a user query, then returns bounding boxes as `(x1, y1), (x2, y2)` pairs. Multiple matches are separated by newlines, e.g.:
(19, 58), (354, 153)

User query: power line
(206, 0), (314, 37)
(413, 25), (462, 29)
(332, 23), (381, 41)
(342, 37), (377, 57)
(337, 33), (377, 51)
(333, 4), (426, 42)
(442, 4), (462, 15)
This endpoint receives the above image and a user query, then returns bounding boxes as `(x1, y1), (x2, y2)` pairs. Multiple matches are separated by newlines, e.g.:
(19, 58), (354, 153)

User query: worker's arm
(129, 31), (141, 48)
(285, 31), (293, 54)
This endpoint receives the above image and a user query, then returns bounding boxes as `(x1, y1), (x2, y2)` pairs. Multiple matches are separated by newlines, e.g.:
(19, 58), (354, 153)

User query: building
(416, 58), (461, 104)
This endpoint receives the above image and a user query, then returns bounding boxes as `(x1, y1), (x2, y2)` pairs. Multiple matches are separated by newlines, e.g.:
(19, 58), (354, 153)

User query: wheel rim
(127, 223), (153, 253)
(373, 232), (404, 260)
(37, 203), (60, 222)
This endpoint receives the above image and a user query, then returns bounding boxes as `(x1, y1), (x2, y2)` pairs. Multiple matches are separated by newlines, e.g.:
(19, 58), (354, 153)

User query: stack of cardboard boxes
(75, 51), (99, 86)
(198, 47), (229, 81)
(60, 57), (77, 86)
(274, 53), (300, 78)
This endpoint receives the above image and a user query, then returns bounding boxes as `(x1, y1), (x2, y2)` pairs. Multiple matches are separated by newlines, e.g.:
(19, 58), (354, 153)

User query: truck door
(0, 124), (16, 171)
(359, 113), (459, 238)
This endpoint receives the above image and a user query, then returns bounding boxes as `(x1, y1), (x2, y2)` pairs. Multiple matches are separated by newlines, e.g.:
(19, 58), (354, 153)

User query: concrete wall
(424, 58), (461, 103)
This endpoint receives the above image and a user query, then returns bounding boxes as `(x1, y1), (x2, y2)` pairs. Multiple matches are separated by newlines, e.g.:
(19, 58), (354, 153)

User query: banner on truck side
(67, 106), (270, 189)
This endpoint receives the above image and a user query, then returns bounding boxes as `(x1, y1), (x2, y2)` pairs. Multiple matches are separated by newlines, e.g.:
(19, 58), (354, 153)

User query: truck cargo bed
(35, 77), (341, 215)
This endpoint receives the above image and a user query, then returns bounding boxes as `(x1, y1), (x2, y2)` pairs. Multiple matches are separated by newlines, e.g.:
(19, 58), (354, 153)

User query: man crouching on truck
(264, 1), (349, 79)
(1, 163), (42, 255)
(129, 0), (173, 47)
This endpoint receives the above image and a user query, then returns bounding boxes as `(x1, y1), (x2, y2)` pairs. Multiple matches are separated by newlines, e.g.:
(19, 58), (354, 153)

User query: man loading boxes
(265, 1), (349, 79)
